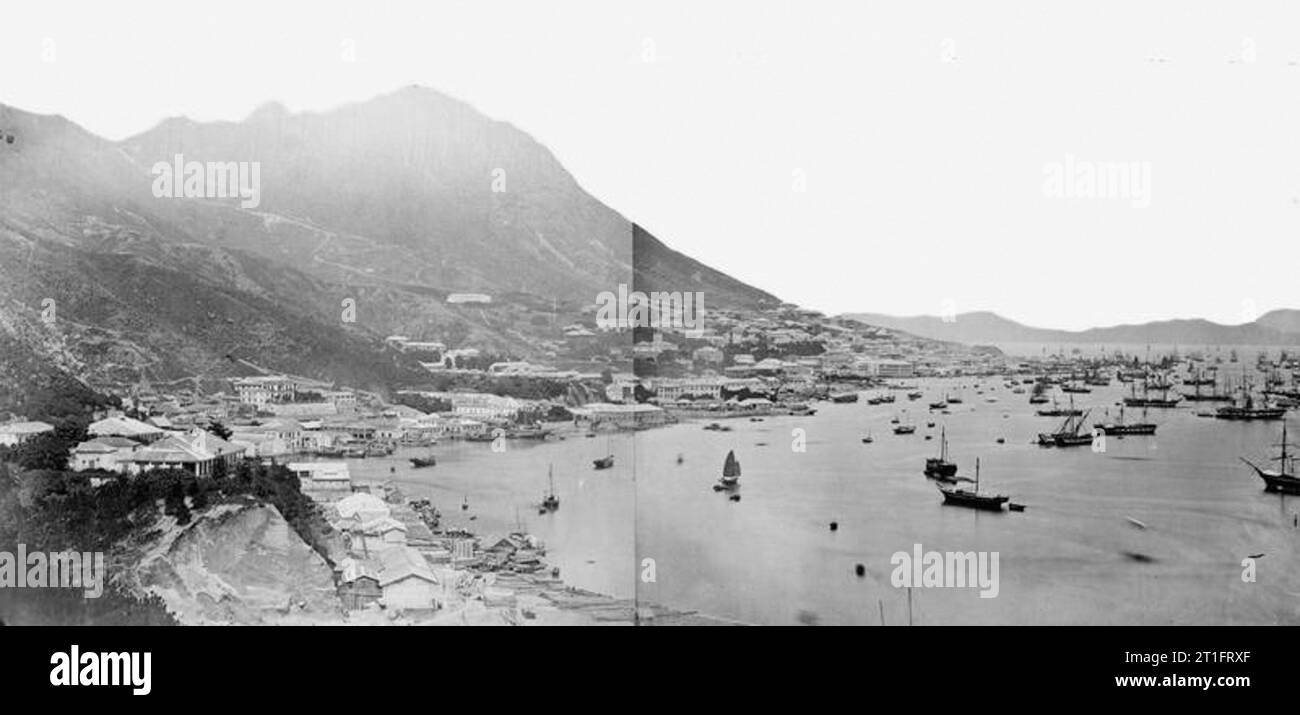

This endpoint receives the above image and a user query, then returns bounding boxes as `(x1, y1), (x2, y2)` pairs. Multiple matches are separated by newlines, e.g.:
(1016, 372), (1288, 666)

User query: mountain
(0, 87), (778, 388)
(1255, 309), (1300, 336)
(843, 310), (1300, 347)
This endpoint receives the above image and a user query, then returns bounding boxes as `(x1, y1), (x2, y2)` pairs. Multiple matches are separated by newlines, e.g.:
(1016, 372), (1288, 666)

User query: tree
(207, 421), (233, 441)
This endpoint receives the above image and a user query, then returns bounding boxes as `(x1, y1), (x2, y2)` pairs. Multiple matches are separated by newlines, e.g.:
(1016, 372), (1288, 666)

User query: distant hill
(843, 310), (1300, 346)
(1255, 309), (1300, 336)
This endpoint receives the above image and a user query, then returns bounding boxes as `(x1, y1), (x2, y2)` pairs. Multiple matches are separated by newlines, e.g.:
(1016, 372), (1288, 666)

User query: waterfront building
(869, 359), (915, 378)
(288, 461), (353, 500)
(378, 546), (440, 611)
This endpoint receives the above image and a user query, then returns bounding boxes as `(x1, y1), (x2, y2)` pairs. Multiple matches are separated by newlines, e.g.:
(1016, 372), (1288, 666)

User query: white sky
(3, 1), (1298, 331)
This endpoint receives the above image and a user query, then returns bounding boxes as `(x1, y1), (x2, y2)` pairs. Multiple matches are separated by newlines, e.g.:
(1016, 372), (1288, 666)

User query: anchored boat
(1037, 408), (1094, 447)
(1240, 421), (1300, 494)
(1216, 389), (1286, 421)
(409, 454), (437, 468)
(540, 466), (559, 512)
(938, 458), (1009, 511)
(924, 427), (958, 479)
(1094, 405), (1157, 436)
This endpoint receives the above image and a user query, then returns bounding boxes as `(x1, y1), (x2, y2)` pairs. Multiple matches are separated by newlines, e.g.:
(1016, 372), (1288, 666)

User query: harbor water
(343, 376), (1300, 625)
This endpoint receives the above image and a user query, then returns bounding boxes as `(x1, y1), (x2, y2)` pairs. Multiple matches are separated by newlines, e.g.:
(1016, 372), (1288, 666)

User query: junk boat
(924, 427), (958, 479)
(713, 450), (741, 491)
(938, 458), (1009, 511)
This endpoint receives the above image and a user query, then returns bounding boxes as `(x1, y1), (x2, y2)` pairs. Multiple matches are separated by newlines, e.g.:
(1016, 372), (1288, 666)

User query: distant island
(842, 309), (1300, 347)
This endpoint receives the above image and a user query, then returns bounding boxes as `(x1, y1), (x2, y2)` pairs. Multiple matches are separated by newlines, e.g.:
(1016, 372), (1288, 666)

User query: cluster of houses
(328, 492), (447, 612)
(310, 479), (550, 615)
(69, 414), (246, 481)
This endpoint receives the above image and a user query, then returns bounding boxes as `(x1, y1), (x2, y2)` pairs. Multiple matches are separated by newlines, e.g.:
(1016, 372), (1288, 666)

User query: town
(0, 301), (1012, 623)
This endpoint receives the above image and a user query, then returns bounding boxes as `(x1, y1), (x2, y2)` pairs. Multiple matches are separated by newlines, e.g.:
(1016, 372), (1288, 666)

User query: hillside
(0, 88), (779, 387)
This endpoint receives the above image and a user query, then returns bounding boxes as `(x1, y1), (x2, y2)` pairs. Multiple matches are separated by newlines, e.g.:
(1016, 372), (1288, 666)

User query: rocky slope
(132, 502), (343, 626)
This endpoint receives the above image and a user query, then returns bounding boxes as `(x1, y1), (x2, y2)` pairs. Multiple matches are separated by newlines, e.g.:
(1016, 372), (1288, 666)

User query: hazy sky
(3, 1), (1298, 331)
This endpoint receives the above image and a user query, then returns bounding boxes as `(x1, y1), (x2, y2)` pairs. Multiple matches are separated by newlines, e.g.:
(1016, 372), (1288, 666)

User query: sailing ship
(924, 427), (958, 479)
(538, 467), (559, 512)
(1215, 384), (1286, 421)
(1240, 421), (1300, 494)
(1123, 379), (1182, 408)
(1036, 395), (1082, 417)
(1084, 371), (1111, 387)
(1181, 375), (1232, 402)
(713, 450), (742, 491)
(938, 458), (1009, 511)
(540, 466), (560, 512)
(1182, 368), (1216, 386)
(1028, 382), (1050, 405)
(1037, 409), (1094, 447)
(1094, 405), (1156, 436)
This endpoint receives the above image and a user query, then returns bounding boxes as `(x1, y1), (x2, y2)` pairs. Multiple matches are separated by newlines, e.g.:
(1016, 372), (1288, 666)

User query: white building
(378, 546), (440, 610)
(70, 437), (141, 472)
(232, 376), (297, 406)
(0, 421), (54, 447)
(288, 461), (353, 499)
(118, 429), (247, 477)
(869, 359), (915, 378)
